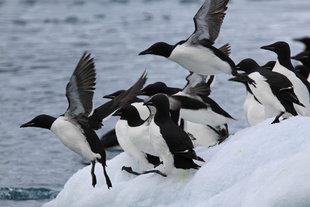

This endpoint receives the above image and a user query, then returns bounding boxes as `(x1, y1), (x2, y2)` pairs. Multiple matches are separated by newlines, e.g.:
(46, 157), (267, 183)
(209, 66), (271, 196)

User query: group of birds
(20, 0), (310, 190)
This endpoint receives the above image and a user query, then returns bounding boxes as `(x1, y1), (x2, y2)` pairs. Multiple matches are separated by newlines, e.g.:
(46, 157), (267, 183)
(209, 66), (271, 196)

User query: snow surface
(44, 117), (310, 207)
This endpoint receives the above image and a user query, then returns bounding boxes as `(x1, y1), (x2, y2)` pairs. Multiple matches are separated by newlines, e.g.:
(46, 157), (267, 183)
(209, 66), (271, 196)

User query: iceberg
(44, 116), (310, 207)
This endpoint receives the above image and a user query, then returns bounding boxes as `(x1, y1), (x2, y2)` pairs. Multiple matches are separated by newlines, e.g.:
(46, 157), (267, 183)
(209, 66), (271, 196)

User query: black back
(173, 95), (234, 119)
(198, 39), (236, 70)
(148, 94), (200, 169)
(117, 105), (146, 127)
(258, 69), (301, 116)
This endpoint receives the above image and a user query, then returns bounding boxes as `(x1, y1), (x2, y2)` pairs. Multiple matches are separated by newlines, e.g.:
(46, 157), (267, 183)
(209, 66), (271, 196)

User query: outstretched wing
(89, 71), (147, 130)
(113, 71), (147, 107)
(65, 52), (96, 118)
(188, 0), (229, 45)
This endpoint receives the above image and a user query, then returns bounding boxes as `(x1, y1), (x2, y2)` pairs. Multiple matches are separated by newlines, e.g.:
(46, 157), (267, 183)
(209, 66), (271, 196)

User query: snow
(43, 116), (310, 207)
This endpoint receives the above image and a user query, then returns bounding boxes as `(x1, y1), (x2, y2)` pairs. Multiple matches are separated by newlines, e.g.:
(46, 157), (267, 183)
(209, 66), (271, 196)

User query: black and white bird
(140, 79), (231, 144)
(261, 41), (310, 116)
(140, 78), (233, 128)
(292, 51), (310, 82)
(139, 0), (236, 76)
(112, 104), (163, 176)
(230, 58), (304, 124)
(294, 37), (310, 52)
(20, 52), (112, 188)
(144, 94), (204, 175)
(234, 60), (270, 126)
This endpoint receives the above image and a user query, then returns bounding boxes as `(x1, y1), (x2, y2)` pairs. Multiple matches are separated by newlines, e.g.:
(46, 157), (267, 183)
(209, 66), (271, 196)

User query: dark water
(0, 0), (309, 206)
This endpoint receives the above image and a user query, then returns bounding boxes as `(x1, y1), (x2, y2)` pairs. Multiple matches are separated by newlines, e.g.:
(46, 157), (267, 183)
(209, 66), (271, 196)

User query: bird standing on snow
(144, 94), (204, 175)
(112, 104), (163, 176)
(20, 52), (112, 188)
(230, 58), (304, 124)
(139, 0), (236, 76)
(261, 41), (310, 116)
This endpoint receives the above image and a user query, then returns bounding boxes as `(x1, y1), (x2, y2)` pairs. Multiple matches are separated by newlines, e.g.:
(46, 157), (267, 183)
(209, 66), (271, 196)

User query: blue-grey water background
(0, 0), (309, 206)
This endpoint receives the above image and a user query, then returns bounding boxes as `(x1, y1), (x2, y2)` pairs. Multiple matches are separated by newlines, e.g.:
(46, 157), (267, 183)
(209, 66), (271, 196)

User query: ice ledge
(44, 116), (310, 207)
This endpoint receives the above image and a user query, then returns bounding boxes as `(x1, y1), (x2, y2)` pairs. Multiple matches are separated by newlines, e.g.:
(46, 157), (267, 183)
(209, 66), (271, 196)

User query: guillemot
(139, 0), (236, 76)
(140, 79), (231, 144)
(234, 60), (266, 126)
(112, 104), (163, 176)
(144, 94), (204, 175)
(20, 52), (112, 188)
(230, 58), (304, 124)
(261, 41), (310, 116)
(20, 53), (147, 188)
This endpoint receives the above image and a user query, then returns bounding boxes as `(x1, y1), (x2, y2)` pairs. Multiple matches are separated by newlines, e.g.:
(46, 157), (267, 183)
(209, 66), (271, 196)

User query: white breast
(115, 120), (154, 171)
(50, 116), (100, 161)
(149, 120), (174, 174)
(243, 92), (266, 126)
(273, 60), (310, 116)
(169, 44), (231, 75)
(248, 72), (284, 118)
(127, 123), (158, 156)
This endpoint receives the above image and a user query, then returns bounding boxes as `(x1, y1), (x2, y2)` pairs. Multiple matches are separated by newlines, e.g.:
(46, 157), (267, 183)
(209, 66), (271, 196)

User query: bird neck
(277, 52), (294, 71)
(154, 106), (170, 123)
(123, 115), (145, 127)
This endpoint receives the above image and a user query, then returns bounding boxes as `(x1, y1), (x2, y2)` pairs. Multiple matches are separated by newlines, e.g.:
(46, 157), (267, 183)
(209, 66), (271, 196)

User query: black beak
(139, 49), (152, 55)
(20, 121), (34, 128)
(261, 45), (275, 51)
(112, 110), (122, 117)
(291, 55), (299, 61)
(103, 94), (114, 99)
(228, 76), (246, 83)
(143, 100), (153, 106)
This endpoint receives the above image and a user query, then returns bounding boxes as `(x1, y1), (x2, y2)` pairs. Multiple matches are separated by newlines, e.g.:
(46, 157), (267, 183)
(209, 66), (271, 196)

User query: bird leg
(122, 166), (167, 177)
(91, 161), (97, 187)
(271, 112), (285, 124)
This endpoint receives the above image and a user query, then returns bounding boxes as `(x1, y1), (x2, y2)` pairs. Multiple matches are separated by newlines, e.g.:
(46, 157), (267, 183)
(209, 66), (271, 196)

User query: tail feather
(173, 155), (200, 170)
(174, 149), (205, 162)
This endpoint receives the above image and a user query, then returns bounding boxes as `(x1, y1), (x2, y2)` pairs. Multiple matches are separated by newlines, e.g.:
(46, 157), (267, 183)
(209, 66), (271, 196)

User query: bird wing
(64, 52), (96, 119)
(188, 0), (229, 45)
(183, 72), (214, 98)
(88, 72), (147, 130)
(218, 43), (231, 56)
(113, 71), (147, 107)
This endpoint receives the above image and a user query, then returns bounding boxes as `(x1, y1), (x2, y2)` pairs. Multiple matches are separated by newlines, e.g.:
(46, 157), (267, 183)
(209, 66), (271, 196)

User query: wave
(0, 187), (59, 201)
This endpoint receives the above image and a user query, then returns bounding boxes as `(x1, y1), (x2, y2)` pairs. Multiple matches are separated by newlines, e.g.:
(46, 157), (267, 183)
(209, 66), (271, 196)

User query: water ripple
(0, 187), (59, 201)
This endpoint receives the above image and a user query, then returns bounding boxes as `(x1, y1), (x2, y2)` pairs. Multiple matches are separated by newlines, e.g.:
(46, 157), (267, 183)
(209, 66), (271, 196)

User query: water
(0, 0), (309, 206)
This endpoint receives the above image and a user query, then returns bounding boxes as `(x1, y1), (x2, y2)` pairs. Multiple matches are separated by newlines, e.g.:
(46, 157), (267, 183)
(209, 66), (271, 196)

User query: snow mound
(44, 117), (310, 207)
